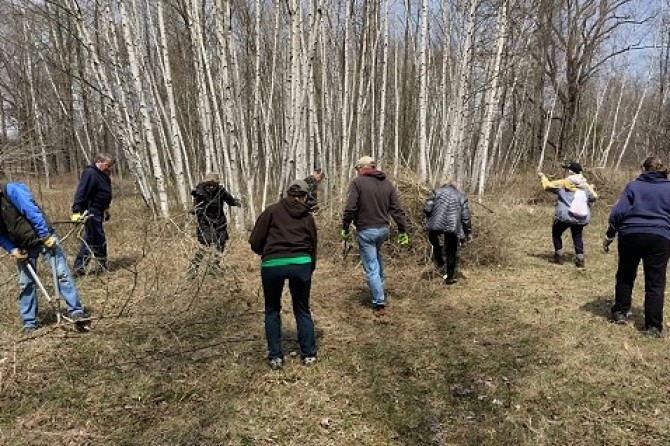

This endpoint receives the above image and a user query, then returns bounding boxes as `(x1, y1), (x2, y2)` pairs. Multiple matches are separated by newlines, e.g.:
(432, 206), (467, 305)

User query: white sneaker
(268, 358), (283, 369)
(302, 356), (317, 366)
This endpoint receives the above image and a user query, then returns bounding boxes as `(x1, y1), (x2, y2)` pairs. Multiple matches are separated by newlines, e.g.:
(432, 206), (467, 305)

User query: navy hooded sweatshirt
(607, 171), (670, 240)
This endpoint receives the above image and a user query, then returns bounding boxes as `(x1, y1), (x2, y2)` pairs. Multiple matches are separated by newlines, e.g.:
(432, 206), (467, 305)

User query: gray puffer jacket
(424, 184), (471, 238)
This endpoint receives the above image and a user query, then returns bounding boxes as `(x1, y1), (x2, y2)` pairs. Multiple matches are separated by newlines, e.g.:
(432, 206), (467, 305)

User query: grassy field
(1, 173), (669, 445)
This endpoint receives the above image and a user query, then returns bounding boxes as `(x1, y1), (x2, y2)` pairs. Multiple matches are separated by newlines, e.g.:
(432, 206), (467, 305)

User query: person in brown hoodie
(340, 156), (408, 316)
(249, 180), (318, 369)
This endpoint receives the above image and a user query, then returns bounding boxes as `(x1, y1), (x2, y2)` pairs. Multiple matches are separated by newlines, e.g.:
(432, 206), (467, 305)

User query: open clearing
(1, 174), (669, 445)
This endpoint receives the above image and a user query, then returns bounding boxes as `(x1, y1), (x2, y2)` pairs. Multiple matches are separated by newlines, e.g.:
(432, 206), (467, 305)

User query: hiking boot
(644, 327), (664, 338)
(443, 275), (457, 285)
(302, 356), (317, 366)
(551, 254), (564, 265)
(575, 258), (585, 268)
(611, 310), (632, 325)
(268, 357), (284, 370)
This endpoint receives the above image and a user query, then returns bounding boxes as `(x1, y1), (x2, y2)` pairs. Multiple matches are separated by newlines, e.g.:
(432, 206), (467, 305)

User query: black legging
(428, 231), (459, 279)
(612, 233), (670, 331)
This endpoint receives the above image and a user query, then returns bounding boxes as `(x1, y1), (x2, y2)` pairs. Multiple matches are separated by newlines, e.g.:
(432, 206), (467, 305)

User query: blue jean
(16, 236), (84, 328)
(357, 227), (389, 307)
(261, 263), (317, 360)
(74, 211), (107, 272)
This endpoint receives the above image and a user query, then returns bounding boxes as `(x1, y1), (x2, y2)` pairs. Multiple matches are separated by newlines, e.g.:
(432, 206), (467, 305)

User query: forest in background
(0, 0), (669, 223)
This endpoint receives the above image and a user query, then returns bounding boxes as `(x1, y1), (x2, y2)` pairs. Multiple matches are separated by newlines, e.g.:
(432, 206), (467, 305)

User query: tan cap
(203, 172), (220, 183)
(355, 156), (376, 168)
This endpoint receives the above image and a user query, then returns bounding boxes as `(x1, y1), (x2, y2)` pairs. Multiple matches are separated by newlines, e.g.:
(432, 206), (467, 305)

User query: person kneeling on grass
(0, 179), (88, 332)
(249, 179), (318, 369)
(538, 161), (598, 268)
(604, 156), (670, 338)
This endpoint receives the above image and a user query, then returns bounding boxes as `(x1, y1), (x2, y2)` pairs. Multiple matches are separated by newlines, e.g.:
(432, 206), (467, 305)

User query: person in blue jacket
(0, 179), (87, 332)
(71, 154), (114, 276)
(604, 156), (670, 337)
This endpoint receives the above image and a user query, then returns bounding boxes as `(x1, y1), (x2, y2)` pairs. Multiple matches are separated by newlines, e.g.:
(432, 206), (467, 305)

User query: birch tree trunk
(417, 0), (429, 182)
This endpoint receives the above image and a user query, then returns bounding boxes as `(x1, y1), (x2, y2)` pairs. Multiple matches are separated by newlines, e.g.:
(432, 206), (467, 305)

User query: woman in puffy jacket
(604, 156), (670, 337)
(538, 161), (598, 268)
(424, 182), (472, 284)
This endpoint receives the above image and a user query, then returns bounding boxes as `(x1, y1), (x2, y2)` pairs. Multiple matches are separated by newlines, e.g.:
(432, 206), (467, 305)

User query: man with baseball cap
(340, 156), (408, 316)
(249, 179), (318, 369)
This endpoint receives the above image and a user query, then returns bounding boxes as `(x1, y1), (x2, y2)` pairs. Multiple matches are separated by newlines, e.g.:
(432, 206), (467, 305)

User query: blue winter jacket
(606, 171), (670, 240)
(0, 182), (51, 253)
(72, 164), (112, 213)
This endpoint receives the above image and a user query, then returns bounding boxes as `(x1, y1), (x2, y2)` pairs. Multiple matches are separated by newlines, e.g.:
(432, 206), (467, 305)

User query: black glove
(603, 236), (614, 253)
(104, 210), (111, 221)
(233, 198), (242, 207)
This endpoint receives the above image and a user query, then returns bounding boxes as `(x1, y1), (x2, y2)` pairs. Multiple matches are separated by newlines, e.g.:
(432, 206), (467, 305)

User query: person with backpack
(0, 179), (87, 332)
(186, 172), (241, 278)
(538, 161), (598, 268)
(424, 181), (472, 284)
(604, 156), (670, 337)
(249, 180), (318, 369)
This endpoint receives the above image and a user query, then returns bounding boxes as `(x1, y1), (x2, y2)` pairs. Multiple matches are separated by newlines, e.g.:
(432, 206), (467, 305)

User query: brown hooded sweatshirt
(249, 197), (318, 267)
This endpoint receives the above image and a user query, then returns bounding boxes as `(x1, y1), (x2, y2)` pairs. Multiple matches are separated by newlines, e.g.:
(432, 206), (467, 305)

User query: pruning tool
(22, 261), (62, 324)
(342, 238), (351, 259)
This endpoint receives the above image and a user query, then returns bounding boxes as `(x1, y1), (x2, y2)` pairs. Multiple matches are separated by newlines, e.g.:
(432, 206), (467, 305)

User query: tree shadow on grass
(356, 303), (548, 445)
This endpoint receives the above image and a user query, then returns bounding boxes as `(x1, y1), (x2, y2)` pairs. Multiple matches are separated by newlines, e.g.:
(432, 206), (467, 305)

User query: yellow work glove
(71, 213), (83, 223)
(10, 248), (28, 261)
(396, 232), (409, 246)
(338, 229), (350, 241)
(42, 235), (57, 250)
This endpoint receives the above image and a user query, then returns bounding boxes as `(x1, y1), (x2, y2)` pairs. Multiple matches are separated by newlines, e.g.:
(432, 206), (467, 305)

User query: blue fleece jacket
(0, 182), (51, 253)
(607, 171), (670, 240)
(72, 164), (112, 213)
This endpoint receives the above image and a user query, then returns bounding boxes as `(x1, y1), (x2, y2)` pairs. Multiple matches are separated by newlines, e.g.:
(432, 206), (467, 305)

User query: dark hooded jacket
(192, 183), (239, 244)
(607, 171), (670, 240)
(342, 169), (407, 232)
(249, 197), (317, 267)
(72, 163), (112, 213)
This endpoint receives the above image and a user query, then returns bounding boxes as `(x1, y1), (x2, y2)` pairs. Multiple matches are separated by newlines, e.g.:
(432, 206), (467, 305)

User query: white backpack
(569, 189), (589, 218)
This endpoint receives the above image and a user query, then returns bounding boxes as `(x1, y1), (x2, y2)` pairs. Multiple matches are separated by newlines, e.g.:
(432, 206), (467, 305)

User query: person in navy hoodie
(604, 156), (670, 337)
(0, 178), (86, 332)
(71, 154), (114, 276)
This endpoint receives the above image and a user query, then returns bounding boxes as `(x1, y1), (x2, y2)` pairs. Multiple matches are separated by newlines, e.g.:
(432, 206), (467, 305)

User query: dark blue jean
(261, 263), (317, 360)
(74, 211), (107, 272)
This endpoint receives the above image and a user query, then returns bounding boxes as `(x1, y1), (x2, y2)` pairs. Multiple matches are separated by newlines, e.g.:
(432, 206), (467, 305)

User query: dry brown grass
(1, 172), (669, 445)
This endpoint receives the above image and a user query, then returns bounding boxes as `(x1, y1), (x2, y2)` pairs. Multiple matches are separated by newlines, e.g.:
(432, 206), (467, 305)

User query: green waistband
(261, 256), (312, 267)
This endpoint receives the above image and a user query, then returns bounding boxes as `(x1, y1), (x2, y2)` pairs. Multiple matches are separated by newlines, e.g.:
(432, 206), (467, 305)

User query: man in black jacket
(186, 172), (241, 278)
(71, 154), (114, 276)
